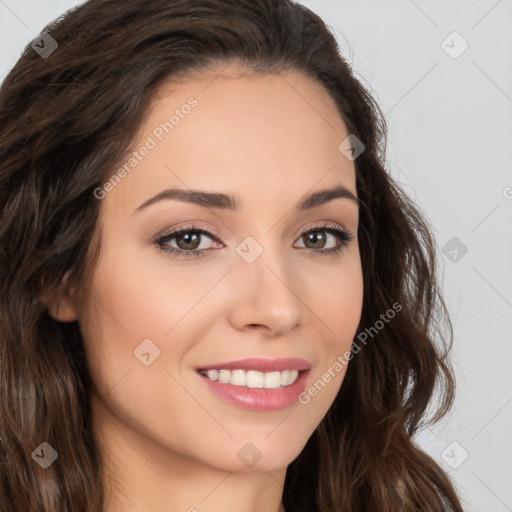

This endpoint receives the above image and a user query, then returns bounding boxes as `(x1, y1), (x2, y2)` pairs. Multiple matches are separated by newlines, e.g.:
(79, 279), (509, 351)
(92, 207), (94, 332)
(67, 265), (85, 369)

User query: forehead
(103, 64), (357, 218)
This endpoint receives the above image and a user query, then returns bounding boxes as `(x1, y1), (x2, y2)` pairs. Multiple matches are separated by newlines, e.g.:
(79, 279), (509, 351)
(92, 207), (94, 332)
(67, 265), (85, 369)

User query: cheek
(306, 252), (364, 348)
(78, 240), (226, 399)
(296, 254), (363, 411)
(78, 252), (206, 453)
(84, 241), (213, 340)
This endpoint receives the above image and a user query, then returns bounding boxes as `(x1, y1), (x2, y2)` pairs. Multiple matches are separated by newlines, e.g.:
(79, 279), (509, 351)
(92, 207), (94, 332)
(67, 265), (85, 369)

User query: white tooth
(264, 371), (281, 389)
(207, 369), (219, 381)
(218, 369), (231, 383)
(205, 368), (300, 387)
(287, 369), (299, 385)
(246, 370), (264, 388)
(230, 369), (247, 386)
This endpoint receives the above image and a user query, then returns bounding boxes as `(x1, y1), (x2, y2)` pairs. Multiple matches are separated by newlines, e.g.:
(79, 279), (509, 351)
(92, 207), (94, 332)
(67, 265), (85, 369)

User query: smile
(195, 358), (311, 411)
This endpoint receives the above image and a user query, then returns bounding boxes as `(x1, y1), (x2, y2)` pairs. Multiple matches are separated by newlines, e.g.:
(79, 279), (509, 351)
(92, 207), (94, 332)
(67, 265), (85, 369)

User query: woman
(0, 0), (465, 511)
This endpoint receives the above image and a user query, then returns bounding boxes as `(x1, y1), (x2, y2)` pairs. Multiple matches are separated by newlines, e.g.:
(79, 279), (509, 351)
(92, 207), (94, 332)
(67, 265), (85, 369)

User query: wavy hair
(0, 0), (464, 510)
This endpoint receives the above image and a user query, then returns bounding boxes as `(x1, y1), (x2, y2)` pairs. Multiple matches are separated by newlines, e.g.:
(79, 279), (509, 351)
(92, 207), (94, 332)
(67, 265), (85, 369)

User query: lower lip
(197, 370), (310, 411)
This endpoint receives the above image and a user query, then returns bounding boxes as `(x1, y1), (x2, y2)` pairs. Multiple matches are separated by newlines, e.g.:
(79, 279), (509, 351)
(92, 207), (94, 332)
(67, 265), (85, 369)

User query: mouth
(195, 358), (311, 411)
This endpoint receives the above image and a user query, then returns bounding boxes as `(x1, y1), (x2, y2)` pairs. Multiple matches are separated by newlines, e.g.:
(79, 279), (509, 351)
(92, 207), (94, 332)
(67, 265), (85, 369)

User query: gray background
(1, 1), (510, 510)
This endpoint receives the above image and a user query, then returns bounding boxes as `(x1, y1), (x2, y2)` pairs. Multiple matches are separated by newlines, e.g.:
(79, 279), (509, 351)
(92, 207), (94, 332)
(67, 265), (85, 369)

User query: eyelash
(153, 222), (354, 259)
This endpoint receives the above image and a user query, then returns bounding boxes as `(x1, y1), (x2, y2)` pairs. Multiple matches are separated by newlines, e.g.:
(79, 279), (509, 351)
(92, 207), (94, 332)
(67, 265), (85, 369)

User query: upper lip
(197, 357), (312, 373)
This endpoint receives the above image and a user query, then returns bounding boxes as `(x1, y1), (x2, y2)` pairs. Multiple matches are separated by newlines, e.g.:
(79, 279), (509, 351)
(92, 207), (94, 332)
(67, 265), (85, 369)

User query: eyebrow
(133, 184), (358, 214)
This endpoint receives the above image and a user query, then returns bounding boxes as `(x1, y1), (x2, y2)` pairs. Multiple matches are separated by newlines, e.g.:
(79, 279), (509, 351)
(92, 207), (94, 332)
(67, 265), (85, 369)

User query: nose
(228, 244), (302, 337)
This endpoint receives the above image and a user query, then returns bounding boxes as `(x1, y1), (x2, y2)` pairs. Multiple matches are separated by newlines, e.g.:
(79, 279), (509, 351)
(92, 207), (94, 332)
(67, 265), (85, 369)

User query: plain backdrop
(0, 1), (511, 511)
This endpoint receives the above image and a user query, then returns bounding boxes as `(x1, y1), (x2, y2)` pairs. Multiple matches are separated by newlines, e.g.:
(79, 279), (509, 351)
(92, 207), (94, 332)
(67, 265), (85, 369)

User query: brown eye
(154, 226), (220, 258)
(153, 223), (354, 259)
(174, 231), (202, 251)
(294, 224), (354, 257)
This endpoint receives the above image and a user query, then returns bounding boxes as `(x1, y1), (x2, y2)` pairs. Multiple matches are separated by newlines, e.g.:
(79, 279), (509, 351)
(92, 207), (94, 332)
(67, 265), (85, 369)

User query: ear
(41, 271), (79, 322)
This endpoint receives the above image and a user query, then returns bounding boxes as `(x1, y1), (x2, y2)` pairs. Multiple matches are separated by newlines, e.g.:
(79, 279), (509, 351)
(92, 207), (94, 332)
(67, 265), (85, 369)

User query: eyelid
(293, 220), (350, 241)
(152, 221), (354, 258)
(156, 221), (352, 243)
(155, 223), (222, 241)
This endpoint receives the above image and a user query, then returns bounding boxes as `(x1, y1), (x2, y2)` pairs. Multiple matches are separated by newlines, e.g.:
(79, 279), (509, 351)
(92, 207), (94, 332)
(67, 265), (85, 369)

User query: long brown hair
(0, 0), (464, 510)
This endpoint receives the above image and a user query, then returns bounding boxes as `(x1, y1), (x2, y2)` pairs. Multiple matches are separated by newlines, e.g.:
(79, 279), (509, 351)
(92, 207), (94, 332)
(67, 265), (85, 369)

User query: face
(59, 64), (364, 474)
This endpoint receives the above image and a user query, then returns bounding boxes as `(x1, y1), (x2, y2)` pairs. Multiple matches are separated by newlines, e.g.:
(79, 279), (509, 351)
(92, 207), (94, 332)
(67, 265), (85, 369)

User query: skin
(48, 63), (364, 512)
